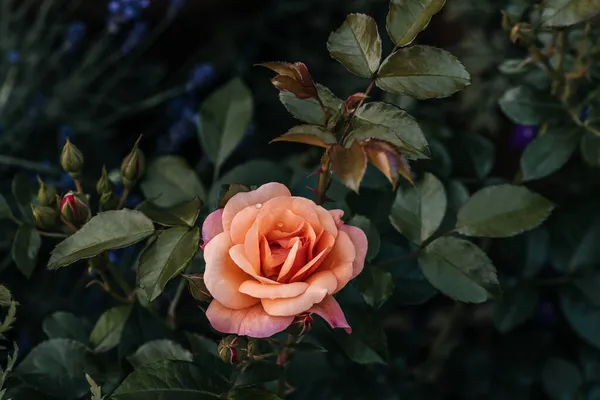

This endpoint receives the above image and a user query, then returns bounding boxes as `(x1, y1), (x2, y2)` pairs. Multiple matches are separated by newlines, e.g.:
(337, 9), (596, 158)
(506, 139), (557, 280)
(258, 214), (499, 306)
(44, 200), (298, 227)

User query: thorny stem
(277, 334), (297, 397)
(341, 79), (376, 140)
(551, 29), (566, 96)
(74, 178), (84, 194)
(37, 231), (69, 239)
(168, 278), (187, 328)
(252, 352), (279, 361)
(316, 153), (331, 206)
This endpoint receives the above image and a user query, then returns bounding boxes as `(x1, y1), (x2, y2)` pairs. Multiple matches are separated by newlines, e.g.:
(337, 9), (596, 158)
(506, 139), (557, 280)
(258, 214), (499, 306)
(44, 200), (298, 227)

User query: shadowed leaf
(386, 0), (446, 47)
(330, 142), (367, 192)
(271, 125), (337, 148)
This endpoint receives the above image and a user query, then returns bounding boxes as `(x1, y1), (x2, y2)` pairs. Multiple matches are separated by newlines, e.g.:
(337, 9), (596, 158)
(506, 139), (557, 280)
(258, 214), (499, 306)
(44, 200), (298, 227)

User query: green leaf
(462, 133), (495, 179)
(118, 301), (173, 360)
(445, 179), (470, 215)
(574, 274), (600, 306)
(542, 0), (600, 27)
(11, 225), (41, 278)
(560, 287), (600, 350)
(141, 156), (206, 207)
(580, 131), (600, 167)
(493, 284), (539, 333)
(352, 101), (429, 159)
(523, 227), (550, 278)
(272, 125), (337, 148)
(42, 312), (89, 343)
(389, 173), (446, 244)
(357, 265), (394, 308)
(89, 305), (132, 352)
(136, 197), (202, 228)
(185, 332), (219, 356)
(128, 340), (193, 368)
(279, 84), (343, 126)
(521, 128), (580, 181)
(499, 86), (563, 125)
(228, 388), (282, 400)
(376, 45), (470, 99)
(542, 358), (583, 400)
(86, 373), (103, 400)
(348, 215), (380, 261)
(209, 160), (292, 208)
(111, 360), (230, 399)
(386, 0), (446, 47)
(0, 284), (11, 307)
(327, 13), (382, 78)
(282, 341), (327, 352)
(0, 194), (15, 221)
(137, 227), (200, 302)
(455, 184), (554, 238)
(47, 210), (155, 269)
(199, 77), (254, 170)
(234, 361), (282, 388)
(12, 172), (35, 206)
(14, 339), (100, 400)
(418, 236), (500, 303)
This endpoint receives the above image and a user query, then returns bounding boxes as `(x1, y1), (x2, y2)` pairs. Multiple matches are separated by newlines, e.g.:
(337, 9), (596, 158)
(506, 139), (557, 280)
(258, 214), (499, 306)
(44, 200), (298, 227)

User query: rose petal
(239, 280), (309, 299)
(261, 285), (328, 317)
(230, 244), (279, 284)
(277, 237), (301, 281)
(305, 270), (338, 295)
(202, 209), (224, 246)
(222, 182), (291, 232)
(203, 232), (259, 309)
(288, 246), (330, 283)
(315, 230), (355, 292)
(230, 206), (260, 245)
(329, 209), (344, 227)
(206, 300), (294, 338)
(340, 224), (367, 278)
(309, 296), (352, 334)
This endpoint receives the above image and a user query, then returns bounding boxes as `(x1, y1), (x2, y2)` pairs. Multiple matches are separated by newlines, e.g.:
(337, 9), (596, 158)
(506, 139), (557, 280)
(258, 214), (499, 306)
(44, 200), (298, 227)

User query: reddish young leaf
(258, 62), (319, 100)
(330, 141), (368, 192)
(345, 93), (368, 113)
(362, 139), (414, 187)
(271, 125), (337, 148)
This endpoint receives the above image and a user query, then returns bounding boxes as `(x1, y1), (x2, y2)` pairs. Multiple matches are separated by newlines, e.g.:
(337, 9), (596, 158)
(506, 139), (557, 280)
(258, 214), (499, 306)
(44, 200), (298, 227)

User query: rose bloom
(201, 182), (367, 338)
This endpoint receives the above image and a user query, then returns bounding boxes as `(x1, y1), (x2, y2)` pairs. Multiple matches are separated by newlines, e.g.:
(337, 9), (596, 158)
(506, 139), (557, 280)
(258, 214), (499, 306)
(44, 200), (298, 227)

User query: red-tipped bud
(218, 335), (248, 365)
(183, 274), (212, 302)
(121, 136), (145, 187)
(60, 139), (84, 177)
(286, 313), (313, 336)
(60, 191), (91, 228)
(32, 205), (58, 230)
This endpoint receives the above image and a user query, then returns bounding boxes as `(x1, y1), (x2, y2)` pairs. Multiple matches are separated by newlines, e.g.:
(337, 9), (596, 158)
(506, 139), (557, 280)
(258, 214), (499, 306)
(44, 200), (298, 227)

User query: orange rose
(201, 182), (367, 338)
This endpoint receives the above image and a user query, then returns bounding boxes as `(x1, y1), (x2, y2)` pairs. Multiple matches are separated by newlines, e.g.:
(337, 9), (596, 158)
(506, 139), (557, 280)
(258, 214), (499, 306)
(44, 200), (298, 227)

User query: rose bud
(36, 176), (58, 207)
(218, 335), (248, 365)
(121, 137), (145, 187)
(286, 313), (313, 336)
(183, 274), (212, 302)
(60, 191), (91, 227)
(99, 191), (119, 211)
(96, 166), (114, 195)
(32, 205), (58, 230)
(60, 139), (84, 177)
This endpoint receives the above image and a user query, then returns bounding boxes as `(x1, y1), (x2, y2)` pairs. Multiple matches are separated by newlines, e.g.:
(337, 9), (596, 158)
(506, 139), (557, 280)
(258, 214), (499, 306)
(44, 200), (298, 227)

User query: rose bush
(201, 182), (368, 338)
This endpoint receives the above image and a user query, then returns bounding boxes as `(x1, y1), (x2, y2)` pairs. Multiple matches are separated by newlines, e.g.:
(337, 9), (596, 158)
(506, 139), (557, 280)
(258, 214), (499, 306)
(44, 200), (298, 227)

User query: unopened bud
(183, 274), (212, 302)
(60, 139), (84, 177)
(286, 313), (313, 336)
(218, 335), (248, 365)
(32, 205), (58, 230)
(121, 136), (145, 187)
(96, 166), (114, 195)
(60, 191), (91, 228)
(36, 176), (57, 207)
(100, 191), (119, 211)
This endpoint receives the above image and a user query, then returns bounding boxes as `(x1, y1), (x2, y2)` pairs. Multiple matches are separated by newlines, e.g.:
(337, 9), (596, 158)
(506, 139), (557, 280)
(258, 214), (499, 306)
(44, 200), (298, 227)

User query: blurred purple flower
(64, 22), (86, 52)
(186, 64), (216, 91)
(510, 124), (538, 151)
(107, 0), (150, 32)
(168, 0), (186, 18)
(7, 50), (19, 64)
(108, 245), (138, 265)
(121, 21), (148, 54)
(580, 106), (590, 122)
(157, 105), (198, 154)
